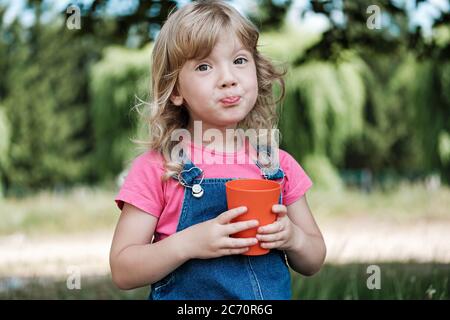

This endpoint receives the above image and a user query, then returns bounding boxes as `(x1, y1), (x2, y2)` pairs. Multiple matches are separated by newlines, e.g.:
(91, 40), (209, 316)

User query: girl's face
(170, 33), (258, 132)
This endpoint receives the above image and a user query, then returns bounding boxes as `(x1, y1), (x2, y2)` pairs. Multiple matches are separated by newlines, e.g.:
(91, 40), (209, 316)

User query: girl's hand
(256, 204), (301, 251)
(181, 206), (260, 259)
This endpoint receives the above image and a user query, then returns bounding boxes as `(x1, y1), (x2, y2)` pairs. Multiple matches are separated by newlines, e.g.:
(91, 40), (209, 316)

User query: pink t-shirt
(115, 138), (313, 242)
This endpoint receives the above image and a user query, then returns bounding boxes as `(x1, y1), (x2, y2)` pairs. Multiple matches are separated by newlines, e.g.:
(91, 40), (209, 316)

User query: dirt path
(320, 216), (450, 264)
(1, 218), (449, 277)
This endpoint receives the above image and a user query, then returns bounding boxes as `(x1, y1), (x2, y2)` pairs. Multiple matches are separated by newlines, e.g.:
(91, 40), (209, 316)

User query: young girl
(110, 0), (326, 300)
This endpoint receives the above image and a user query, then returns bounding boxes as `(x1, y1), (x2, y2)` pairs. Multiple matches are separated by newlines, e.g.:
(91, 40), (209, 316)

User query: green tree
(0, 106), (10, 196)
(247, 0), (293, 32)
(62, 0), (177, 47)
(287, 0), (450, 185)
(90, 44), (152, 181)
(2, 17), (98, 193)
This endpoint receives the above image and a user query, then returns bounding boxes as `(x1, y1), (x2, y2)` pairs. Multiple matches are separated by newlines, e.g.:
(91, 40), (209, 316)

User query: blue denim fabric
(149, 148), (291, 300)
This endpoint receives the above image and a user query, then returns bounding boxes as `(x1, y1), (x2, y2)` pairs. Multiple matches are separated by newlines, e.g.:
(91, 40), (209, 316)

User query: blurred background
(0, 0), (449, 299)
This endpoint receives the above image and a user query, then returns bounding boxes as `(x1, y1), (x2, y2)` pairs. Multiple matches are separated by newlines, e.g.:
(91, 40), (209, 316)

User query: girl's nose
(219, 66), (238, 88)
(221, 79), (237, 88)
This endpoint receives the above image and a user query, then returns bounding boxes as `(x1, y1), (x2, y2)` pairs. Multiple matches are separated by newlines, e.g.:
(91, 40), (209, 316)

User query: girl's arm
(256, 196), (326, 276)
(110, 203), (260, 290)
(285, 196), (327, 276)
(109, 203), (191, 290)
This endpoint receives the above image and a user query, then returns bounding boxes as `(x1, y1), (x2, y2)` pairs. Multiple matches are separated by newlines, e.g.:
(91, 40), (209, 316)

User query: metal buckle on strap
(176, 166), (205, 198)
(260, 166), (285, 186)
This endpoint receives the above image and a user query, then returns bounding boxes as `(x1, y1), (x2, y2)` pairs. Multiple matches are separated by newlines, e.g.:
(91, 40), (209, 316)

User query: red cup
(225, 179), (281, 256)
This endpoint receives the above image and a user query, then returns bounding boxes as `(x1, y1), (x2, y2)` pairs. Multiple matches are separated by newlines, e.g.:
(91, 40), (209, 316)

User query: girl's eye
(195, 57), (248, 72)
(234, 57), (248, 65)
(196, 64), (210, 72)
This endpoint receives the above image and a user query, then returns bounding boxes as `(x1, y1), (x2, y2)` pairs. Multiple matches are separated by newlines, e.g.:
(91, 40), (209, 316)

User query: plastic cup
(225, 179), (281, 256)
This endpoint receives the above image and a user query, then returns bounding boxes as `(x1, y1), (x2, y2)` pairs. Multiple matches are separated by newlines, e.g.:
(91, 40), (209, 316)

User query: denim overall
(149, 145), (292, 300)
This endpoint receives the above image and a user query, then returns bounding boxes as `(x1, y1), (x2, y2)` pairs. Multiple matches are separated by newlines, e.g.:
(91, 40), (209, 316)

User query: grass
(0, 183), (448, 300)
(1, 183), (449, 237)
(292, 263), (449, 300)
(1, 263), (448, 300)
(307, 182), (450, 221)
(0, 187), (119, 236)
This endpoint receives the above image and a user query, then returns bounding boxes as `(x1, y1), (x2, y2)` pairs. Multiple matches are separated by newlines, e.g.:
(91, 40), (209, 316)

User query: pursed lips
(220, 96), (241, 104)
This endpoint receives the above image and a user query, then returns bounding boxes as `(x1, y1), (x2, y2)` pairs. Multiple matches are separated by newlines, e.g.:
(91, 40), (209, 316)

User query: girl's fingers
(223, 247), (249, 256)
(226, 237), (258, 249)
(256, 231), (284, 242)
(257, 221), (284, 234)
(224, 219), (259, 236)
(272, 204), (287, 213)
(273, 204), (287, 217)
(260, 240), (284, 249)
(217, 206), (248, 224)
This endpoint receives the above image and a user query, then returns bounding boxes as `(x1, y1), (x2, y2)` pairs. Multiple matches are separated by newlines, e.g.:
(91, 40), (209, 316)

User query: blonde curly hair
(136, 0), (287, 182)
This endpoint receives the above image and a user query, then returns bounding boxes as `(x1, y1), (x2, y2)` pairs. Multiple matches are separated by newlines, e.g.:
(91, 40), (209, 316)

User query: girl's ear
(170, 86), (184, 106)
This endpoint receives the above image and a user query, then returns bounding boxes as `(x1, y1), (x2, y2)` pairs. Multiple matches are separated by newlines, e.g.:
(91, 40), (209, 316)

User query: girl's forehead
(189, 33), (252, 61)
(217, 32), (248, 50)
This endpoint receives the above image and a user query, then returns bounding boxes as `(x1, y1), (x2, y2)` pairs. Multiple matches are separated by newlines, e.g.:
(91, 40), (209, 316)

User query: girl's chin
(221, 112), (247, 122)
(222, 106), (249, 117)
(214, 118), (245, 128)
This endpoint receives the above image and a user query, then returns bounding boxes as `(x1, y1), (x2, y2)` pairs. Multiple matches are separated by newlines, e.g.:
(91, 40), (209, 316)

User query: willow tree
(0, 106), (9, 196)
(1, 18), (97, 194)
(291, 0), (450, 185)
(90, 44), (152, 181)
(281, 53), (367, 190)
(258, 27), (368, 189)
(406, 59), (450, 182)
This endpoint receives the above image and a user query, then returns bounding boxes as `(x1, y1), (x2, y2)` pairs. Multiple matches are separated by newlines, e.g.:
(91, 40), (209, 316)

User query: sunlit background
(0, 0), (449, 299)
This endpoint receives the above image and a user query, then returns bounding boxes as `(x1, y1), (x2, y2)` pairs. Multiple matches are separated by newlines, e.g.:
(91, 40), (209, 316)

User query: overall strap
(252, 143), (285, 180)
(170, 148), (203, 185)
(171, 140), (285, 184)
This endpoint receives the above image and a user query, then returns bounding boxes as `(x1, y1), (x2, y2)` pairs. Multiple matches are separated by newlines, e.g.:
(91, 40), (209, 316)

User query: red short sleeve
(280, 150), (313, 206)
(114, 151), (165, 218)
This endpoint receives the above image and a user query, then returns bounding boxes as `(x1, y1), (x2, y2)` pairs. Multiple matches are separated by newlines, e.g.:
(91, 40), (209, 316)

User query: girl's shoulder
(120, 149), (166, 184)
(277, 148), (290, 161)
(277, 148), (309, 175)
(274, 148), (300, 168)
(115, 149), (166, 216)
(253, 145), (302, 173)
(275, 148), (313, 205)
(131, 149), (165, 168)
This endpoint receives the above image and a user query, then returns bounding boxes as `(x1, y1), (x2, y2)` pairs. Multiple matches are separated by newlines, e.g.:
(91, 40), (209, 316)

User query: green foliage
(62, 0), (178, 47)
(0, 106), (10, 196)
(289, 56), (365, 161)
(0, 107), (9, 165)
(294, 263), (449, 300)
(277, 50), (366, 190)
(247, 0), (292, 32)
(439, 132), (450, 166)
(0, 187), (117, 236)
(90, 44), (152, 180)
(2, 264), (448, 299)
(296, 0), (450, 183)
(1, 0), (449, 193)
(273, 20), (450, 185)
(259, 26), (320, 64)
(337, 52), (416, 174)
(387, 45), (450, 182)
(2, 21), (97, 193)
(302, 154), (343, 192)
